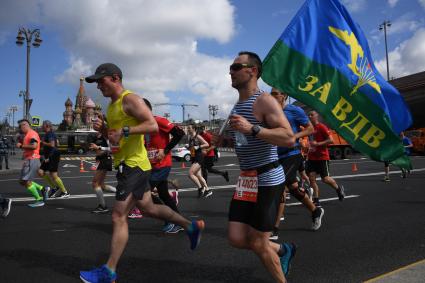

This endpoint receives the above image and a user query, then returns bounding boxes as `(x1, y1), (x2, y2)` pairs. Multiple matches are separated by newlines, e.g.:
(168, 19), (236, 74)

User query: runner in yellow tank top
(80, 63), (205, 283)
(106, 89), (151, 171)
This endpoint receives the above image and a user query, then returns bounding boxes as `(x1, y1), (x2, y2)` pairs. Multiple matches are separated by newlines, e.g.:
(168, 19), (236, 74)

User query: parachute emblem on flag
(329, 26), (382, 96)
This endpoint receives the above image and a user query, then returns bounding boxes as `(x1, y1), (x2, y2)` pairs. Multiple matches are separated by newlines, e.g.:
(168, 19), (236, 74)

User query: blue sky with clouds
(1, 0), (424, 126)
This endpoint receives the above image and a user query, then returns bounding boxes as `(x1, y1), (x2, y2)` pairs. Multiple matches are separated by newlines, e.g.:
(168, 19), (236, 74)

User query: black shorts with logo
(228, 183), (284, 232)
(96, 155), (112, 171)
(40, 151), (61, 172)
(115, 163), (151, 201)
(306, 160), (330, 178)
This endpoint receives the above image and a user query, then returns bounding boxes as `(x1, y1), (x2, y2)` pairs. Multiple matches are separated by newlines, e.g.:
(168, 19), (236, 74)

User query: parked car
(171, 145), (191, 162)
(171, 145), (221, 162)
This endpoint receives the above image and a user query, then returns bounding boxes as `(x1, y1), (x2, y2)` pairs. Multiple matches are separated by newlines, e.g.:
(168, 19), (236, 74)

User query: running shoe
(311, 207), (324, 231)
(49, 188), (60, 198)
(401, 169), (407, 179)
(383, 176), (390, 182)
(28, 201), (45, 208)
(162, 223), (175, 233)
(279, 243), (297, 276)
(166, 225), (184, 234)
(313, 198), (322, 208)
(41, 186), (51, 202)
(80, 264), (117, 283)
(337, 185), (345, 201)
(203, 189), (213, 198)
(128, 208), (143, 219)
(58, 192), (71, 198)
(187, 220), (205, 250)
(269, 228), (279, 241)
(198, 188), (204, 198)
(223, 171), (230, 182)
(1, 198), (12, 218)
(92, 205), (109, 214)
(304, 186), (314, 201)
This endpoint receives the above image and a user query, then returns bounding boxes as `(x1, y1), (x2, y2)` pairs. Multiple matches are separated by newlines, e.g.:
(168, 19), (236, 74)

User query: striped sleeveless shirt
(231, 92), (285, 186)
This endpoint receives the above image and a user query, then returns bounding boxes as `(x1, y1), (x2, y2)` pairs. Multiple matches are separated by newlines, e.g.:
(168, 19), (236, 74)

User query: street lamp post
(9, 106), (18, 132)
(379, 20), (391, 81)
(18, 90), (26, 119)
(16, 27), (43, 120)
(208, 105), (218, 128)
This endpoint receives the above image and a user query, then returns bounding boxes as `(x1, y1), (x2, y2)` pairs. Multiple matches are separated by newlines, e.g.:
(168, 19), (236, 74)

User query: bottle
(234, 131), (248, 146)
(230, 109), (248, 146)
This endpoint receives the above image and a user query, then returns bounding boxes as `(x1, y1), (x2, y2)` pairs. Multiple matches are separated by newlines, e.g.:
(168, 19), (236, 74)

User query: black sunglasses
(229, 63), (254, 72)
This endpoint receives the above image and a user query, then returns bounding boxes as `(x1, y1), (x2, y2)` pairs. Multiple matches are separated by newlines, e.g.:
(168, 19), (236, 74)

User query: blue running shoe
(162, 223), (175, 233)
(186, 220), (205, 250)
(280, 243), (297, 276)
(28, 201), (45, 208)
(80, 265), (117, 283)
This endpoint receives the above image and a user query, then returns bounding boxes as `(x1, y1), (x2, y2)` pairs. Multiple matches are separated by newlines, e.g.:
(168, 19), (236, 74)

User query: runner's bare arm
(196, 135), (209, 149)
(296, 122), (314, 140)
(230, 93), (294, 147)
(122, 93), (159, 135)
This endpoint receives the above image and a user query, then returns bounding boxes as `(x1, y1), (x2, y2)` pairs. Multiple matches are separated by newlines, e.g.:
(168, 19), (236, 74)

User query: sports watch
(122, 126), (130, 138)
(251, 125), (262, 137)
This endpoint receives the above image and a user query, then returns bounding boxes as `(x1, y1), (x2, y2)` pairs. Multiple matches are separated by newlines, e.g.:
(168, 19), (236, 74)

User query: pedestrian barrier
(90, 163), (97, 171)
(352, 163), (358, 172)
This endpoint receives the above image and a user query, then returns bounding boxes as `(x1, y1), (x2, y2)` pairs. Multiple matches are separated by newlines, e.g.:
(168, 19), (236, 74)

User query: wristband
(122, 126), (130, 138)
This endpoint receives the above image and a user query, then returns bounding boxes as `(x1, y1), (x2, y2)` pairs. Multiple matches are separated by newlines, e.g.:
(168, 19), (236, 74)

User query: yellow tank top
(106, 90), (151, 171)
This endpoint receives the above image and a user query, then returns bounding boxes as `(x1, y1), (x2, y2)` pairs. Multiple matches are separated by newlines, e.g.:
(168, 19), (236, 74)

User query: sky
(1, 0), (425, 126)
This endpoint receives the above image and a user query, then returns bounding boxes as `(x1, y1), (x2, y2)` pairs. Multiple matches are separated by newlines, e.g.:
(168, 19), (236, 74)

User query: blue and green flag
(262, 0), (413, 168)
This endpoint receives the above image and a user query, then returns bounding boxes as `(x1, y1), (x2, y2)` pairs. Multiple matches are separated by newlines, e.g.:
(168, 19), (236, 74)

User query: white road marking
(286, 195), (360, 207)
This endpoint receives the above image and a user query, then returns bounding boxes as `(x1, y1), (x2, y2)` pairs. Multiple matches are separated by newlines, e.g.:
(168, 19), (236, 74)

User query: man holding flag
(262, 0), (412, 168)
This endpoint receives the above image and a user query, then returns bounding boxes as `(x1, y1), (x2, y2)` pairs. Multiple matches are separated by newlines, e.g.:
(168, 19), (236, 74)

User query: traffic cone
(351, 162), (358, 172)
(80, 160), (87, 172)
(181, 162), (186, 168)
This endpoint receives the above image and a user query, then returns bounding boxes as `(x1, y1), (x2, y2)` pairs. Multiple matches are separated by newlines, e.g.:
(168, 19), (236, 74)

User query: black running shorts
(306, 160), (330, 178)
(279, 154), (303, 185)
(115, 163), (151, 201)
(40, 151), (61, 172)
(298, 156), (306, 172)
(228, 183), (284, 232)
(96, 155), (113, 171)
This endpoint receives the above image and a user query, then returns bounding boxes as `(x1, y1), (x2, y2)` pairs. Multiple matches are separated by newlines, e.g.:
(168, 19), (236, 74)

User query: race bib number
(233, 170), (258, 202)
(147, 149), (158, 161)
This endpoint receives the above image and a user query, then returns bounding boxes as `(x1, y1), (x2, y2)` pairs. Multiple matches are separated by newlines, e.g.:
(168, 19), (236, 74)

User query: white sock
(94, 187), (105, 207)
(104, 185), (116, 192)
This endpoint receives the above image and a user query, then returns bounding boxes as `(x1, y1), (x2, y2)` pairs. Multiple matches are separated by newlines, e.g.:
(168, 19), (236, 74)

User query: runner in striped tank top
(215, 51), (297, 282)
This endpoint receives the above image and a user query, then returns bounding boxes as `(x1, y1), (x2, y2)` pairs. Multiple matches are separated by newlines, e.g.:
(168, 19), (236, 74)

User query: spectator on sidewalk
(0, 136), (10, 170)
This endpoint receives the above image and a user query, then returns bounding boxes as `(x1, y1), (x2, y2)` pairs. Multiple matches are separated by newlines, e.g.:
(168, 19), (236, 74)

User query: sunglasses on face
(229, 63), (254, 72)
(270, 91), (284, 96)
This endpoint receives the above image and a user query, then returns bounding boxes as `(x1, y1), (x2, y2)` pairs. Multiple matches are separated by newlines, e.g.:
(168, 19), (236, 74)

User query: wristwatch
(251, 125), (262, 137)
(122, 126), (130, 138)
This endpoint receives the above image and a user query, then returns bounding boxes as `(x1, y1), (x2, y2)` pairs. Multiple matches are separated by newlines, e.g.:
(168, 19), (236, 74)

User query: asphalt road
(1, 154), (424, 283)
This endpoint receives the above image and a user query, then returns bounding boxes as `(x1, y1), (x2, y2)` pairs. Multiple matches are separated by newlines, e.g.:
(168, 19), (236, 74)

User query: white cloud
(375, 28), (425, 78)
(341, 0), (367, 12)
(1, 0), (237, 121)
(388, 0), (399, 8)
(55, 56), (91, 84)
(419, 0), (425, 9)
